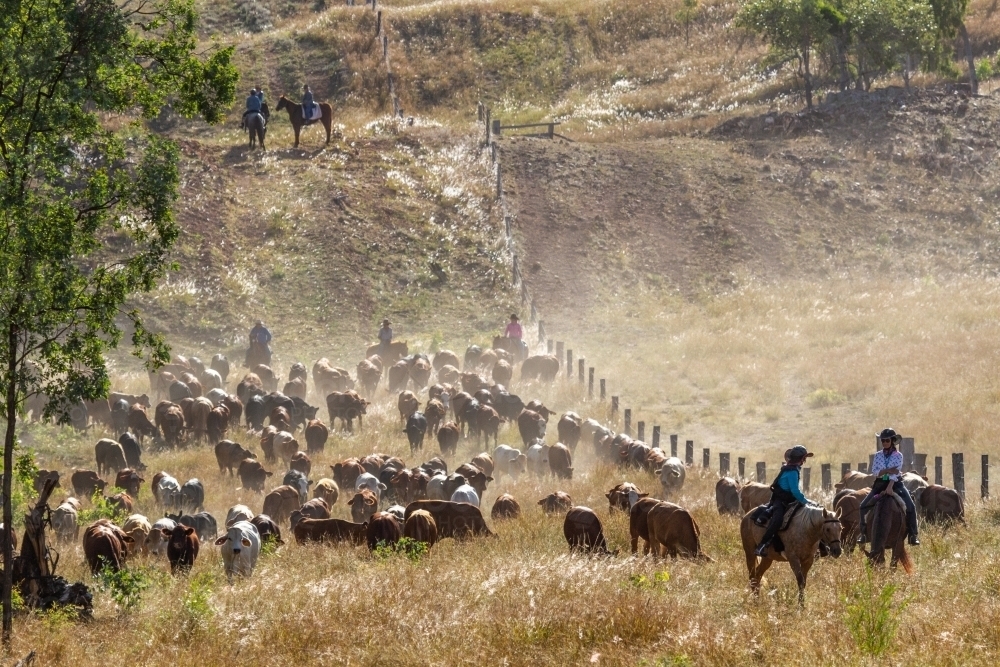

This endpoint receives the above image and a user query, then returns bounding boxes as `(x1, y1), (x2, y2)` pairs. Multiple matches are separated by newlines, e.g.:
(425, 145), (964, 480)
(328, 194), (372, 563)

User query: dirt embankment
(503, 88), (1000, 323)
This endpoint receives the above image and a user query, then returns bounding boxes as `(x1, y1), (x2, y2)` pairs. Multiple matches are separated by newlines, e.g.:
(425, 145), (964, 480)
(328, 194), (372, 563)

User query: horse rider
(249, 320), (272, 355)
(857, 428), (920, 546)
(754, 445), (819, 557)
(302, 84), (315, 120)
(256, 85), (266, 106)
(242, 88), (262, 128)
(504, 314), (527, 357)
(377, 319), (393, 356)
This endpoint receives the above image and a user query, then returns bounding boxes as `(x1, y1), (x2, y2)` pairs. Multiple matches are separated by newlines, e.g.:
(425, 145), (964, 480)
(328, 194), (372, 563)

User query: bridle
(821, 517), (843, 549)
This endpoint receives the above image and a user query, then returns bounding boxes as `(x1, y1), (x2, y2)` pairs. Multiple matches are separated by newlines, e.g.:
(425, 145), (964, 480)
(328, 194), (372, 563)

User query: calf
(215, 521), (261, 579)
(95, 439), (128, 476)
(606, 483), (647, 513)
(403, 500), (494, 539)
(122, 514), (151, 556)
(238, 459), (273, 492)
(146, 518), (176, 556)
(538, 491), (573, 515)
(250, 514), (284, 546)
(366, 512), (402, 551)
(402, 509), (438, 546)
(163, 525), (199, 574)
(348, 489), (378, 524)
(71, 470), (107, 500)
(293, 518), (368, 545)
(564, 506), (612, 554)
(491, 493), (521, 520)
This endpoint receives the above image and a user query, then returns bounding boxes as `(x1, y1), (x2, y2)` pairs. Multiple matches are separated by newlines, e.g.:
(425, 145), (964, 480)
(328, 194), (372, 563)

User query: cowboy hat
(877, 428), (901, 443)
(381, 319), (391, 326)
(510, 314), (519, 320)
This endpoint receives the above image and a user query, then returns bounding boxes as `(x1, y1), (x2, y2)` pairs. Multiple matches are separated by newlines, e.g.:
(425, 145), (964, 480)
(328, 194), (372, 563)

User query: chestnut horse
(275, 95), (332, 147)
(741, 505), (843, 605)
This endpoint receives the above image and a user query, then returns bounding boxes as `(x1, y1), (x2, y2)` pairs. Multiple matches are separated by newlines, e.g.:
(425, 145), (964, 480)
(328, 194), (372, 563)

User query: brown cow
(715, 477), (742, 515)
(114, 469), (144, 497)
(919, 485), (965, 523)
(424, 399), (447, 435)
(564, 506), (612, 554)
(332, 459), (365, 491)
(833, 488), (867, 551)
(629, 497), (663, 555)
(521, 355), (560, 382)
(290, 451), (312, 477)
(163, 525), (199, 574)
(470, 453), (495, 478)
(221, 395), (243, 426)
(403, 500), (495, 539)
(107, 492), (134, 515)
(348, 489), (378, 524)
(326, 391), (369, 432)
(269, 406), (291, 432)
(437, 365), (460, 386)
(474, 405), (501, 447)
(432, 350), (460, 371)
(460, 372), (487, 395)
(207, 406), (230, 443)
(304, 419), (329, 454)
(251, 364), (278, 393)
(95, 439), (128, 476)
(299, 498), (331, 520)
(836, 471), (875, 492)
(538, 491), (573, 515)
(283, 377), (307, 400)
(250, 514), (284, 546)
(71, 470), (107, 500)
(398, 391), (419, 423)
(606, 482), (647, 513)
(262, 486), (301, 525)
(437, 422), (460, 456)
(517, 410), (546, 446)
(215, 440), (256, 475)
(388, 469), (429, 505)
(549, 443), (574, 480)
(491, 360), (513, 386)
(388, 361), (409, 393)
(356, 358), (382, 397)
(154, 401), (185, 447)
(313, 359), (355, 397)
(409, 358), (432, 390)
(739, 482), (772, 514)
(82, 520), (133, 574)
(403, 509), (438, 546)
(127, 405), (159, 443)
(293, 518), (368, 545)
(260, 426), (277, 463)
(366, 512), (402, 550)
(491, 493), (521, 520)
(646, 501), (711, 560)
(33, 469), (60, 495)
(557, 412), (583, 451)
(237, 458), (272, 493)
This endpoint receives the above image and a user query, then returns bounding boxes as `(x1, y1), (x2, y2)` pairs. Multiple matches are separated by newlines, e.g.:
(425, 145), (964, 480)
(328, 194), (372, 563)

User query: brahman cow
(656, 457), (686, 497)
(215, 521), (261, 579)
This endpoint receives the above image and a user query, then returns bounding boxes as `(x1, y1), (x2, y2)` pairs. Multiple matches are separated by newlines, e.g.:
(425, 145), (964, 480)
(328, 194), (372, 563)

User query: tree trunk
(960, 22), (978, 95)
(802, 45), (813, 109)
(3, 323), (16, 647)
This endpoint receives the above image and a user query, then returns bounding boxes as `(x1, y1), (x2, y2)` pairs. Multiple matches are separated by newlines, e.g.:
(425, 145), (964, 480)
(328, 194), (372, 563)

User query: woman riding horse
(275, 93), (333, 148)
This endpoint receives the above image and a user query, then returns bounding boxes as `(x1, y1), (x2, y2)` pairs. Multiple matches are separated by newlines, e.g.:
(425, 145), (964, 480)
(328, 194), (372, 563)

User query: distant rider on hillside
(302, 85), (315, 120)
(242, 88), (262, 128)
(249, 320), (272, 355)
(377, 319), (393, 357)
(504, 314), (527, 357)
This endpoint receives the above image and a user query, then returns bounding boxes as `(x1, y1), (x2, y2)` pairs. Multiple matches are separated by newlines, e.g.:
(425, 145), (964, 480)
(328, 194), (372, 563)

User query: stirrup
(908, 535), (920, 545)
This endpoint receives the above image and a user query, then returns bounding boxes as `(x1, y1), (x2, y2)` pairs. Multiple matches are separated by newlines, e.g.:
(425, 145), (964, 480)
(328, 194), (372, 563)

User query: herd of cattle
(22, 341), (968, 584)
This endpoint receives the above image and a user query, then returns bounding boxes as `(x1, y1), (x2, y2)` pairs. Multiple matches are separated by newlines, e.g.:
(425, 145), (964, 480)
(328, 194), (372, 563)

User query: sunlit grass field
(6, 274), (1000, 664)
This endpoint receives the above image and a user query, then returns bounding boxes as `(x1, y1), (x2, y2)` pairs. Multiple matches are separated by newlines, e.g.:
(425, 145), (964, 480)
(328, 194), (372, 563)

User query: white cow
(493, 445), (527, 479)
(204, 388), (229, 407)
(355, 472), (387, 501)
(200, 369), (224, 392)
(155, 473), (182, 509)
(122, 514), (152, 556)
(385, 505), (406, 522)
(146, 518), (177, 556)
(526, 441), (550, 477)
(226, 504), (255, 528)
(656, 457), (686, 496)
(450, 484), (480, 507)
(426, 473), (448, 500)
(215, 520), (261, 579)
(581, 419), (614, 449)
(51, 498), (81, 543)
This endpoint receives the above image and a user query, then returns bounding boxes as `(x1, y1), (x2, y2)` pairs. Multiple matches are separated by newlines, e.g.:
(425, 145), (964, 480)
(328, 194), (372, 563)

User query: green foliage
(676, 0), (700, 45)
(806, 387), (846, 408)
(42, 604), (79, 630)
(97, 565), (152, 614)
(976, 58), (994, 81)
(373, 537), (429, 563)
(78, 493), (126, 525)
(627, 570), (671, 590)
(0, 445), (39, 525)
(843, 563), (910, 657)
(180, 571), (215, 637)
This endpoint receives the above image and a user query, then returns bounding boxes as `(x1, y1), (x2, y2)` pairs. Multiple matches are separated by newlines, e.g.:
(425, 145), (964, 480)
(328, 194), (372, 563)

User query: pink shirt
(504, 322), (523, 339)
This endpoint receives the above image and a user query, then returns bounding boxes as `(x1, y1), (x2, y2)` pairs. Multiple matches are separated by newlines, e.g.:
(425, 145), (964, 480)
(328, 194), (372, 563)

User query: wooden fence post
(983, 454), (989, 500)
(738, 457), (746, 480)
(637, 422), (645, 442)
(588, 368), (594, 397)
(652, 426), (660, 449)
(953, 452), (965, 499)
(914, 453), (927, 476)
(868, 454), (875, 471)
(623, 409), (631, 436)
(756, 462), (766, 483)
(702, 448), (710, 469)
(547, 339), (554, 354)
(720, 453), (730, 476)
(802, 467), (811, 491)
(375, 10), (381, 35)
(537, 319), (544, 342)
(685, 440), (694, 466)
(901, 437), (915, 471)
(600, 379), (606, 400)
(821, 463), (831, 491)
(935, 456), (943, 485)
(578, 359), (585, 384)
(859, 462), (868, 474)
(670, 434), (678, 458)
(841, 463), (851, 480)
(566, 349), (573, 378)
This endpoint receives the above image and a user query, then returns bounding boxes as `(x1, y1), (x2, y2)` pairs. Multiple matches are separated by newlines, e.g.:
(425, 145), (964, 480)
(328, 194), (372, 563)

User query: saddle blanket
(751, 502), (803, 532)
(303, 105), (322, 121)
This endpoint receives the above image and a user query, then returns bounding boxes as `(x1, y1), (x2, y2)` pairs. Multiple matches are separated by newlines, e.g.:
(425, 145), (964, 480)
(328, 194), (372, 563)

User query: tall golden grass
(7, 274), (1000, 664)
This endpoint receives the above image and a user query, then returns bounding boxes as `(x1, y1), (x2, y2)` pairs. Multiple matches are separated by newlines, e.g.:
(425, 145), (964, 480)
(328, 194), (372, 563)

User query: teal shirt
(776, 467), (809, 505)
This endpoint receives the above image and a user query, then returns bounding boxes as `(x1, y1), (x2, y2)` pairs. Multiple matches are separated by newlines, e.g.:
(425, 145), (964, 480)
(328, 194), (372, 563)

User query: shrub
(373, 537), (428, 563)
(843, 563), (909, 657)
(97, 564), (152, 614)
(78, 492), (126, 525)
(807, 388), (846, 408)
(181, 571), (215, 638)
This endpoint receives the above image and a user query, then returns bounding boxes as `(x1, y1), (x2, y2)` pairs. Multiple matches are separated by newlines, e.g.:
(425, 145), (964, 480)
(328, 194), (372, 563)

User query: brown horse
(245, 341), (271, 369)
(863, 486), (914, 572)
(275, 95), (333, 147)
(741, 505), (843, 604)
(833, 488), (868, 553)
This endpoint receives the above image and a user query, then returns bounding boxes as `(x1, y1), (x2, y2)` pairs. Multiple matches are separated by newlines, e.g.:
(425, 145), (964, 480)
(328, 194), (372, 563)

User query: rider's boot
(856, 522), (867, 544)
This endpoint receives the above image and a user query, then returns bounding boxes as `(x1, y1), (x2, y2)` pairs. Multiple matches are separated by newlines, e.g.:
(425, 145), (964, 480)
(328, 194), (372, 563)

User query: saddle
(751, 502), (803, 532)
(303, 105), (322, 121)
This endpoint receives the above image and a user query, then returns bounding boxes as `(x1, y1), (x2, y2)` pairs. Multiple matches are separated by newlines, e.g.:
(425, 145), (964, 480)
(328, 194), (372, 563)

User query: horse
(740, 505), (843, 605)
(833, 488), (867, 553)
(492, 336), (526, 363)
(246, 112), (266, 150)
(275, 95), (333, 148)
(863, 485), (914, 572)
(245, 340), (271, 369)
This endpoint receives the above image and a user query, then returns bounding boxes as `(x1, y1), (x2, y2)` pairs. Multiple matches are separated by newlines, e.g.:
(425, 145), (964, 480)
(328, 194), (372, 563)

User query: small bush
(627, 570), (671, 590)
(843, 563), (909, 657)
(180, 571), (215, 638)
(807, 388), (846, 408)
(98, 564), (152, 614)
(373, 537), (428, 563)
(78, 492), (126, 525)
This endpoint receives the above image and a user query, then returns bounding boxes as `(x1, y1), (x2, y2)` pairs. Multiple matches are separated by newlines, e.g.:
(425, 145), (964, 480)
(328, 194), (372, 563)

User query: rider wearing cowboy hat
(754, 445), (819, 557)
(377, 319), (393, 354)
(857, 428), (920, 545)
(249, 320), (272, 352)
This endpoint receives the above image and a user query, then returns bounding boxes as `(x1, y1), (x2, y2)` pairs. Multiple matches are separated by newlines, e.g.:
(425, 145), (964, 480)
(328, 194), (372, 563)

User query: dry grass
(9, 273), (1000, 664)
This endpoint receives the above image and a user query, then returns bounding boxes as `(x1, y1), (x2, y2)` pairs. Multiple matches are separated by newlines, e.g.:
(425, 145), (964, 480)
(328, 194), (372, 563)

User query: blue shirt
(776, 467), (809, 505)
(250, 325), (271, 344)
(302, 91), (314, 112)
(246, 94), (261, 112)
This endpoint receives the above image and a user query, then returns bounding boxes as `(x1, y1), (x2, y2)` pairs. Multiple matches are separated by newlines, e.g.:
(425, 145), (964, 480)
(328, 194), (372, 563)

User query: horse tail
(897, 545), (914, 574)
